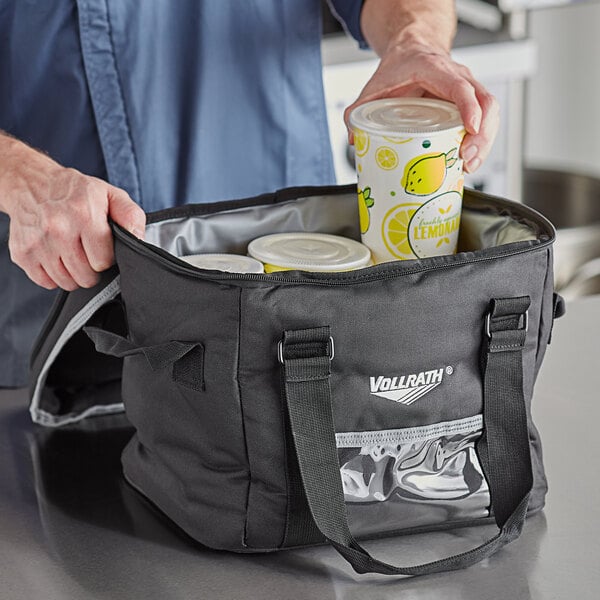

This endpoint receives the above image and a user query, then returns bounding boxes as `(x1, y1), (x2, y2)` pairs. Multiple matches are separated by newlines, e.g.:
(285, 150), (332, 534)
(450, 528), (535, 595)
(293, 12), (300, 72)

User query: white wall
(525, 2), (600, 177)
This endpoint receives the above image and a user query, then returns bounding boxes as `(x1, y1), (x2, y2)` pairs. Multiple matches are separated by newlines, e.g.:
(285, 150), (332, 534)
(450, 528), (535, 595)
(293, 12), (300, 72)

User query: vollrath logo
(369, 366), (453, 405)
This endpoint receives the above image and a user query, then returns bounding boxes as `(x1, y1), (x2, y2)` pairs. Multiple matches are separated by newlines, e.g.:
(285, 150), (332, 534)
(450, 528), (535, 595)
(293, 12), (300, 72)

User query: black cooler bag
(29, 185), (564, 577)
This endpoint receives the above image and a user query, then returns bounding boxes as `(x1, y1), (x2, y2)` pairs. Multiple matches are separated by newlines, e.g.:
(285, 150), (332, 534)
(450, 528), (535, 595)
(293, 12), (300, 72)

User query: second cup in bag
(349, 98), (466, 263)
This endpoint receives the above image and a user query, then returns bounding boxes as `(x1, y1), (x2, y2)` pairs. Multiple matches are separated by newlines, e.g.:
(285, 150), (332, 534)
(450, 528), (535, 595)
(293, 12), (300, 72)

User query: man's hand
(345, 0), (499, 174)
(0, 134), (146, 291)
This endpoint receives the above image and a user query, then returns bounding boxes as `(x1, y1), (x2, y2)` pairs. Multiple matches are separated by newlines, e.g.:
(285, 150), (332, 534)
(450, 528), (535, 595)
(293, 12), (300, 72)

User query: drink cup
(180, 253), (265, 273)
(247, 233), (371, 273)
(349, 98), (466, 263)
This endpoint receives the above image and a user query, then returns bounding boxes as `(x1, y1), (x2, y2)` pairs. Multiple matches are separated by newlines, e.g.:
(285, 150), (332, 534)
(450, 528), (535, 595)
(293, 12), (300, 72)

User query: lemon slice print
(354, 129), (370, 157)
(383, 136), (413, 144)
(452, 176), (464, 195)
(382, 203), (421, 259)
(454, 129), (467, 145)
(375, 146), (399, 170)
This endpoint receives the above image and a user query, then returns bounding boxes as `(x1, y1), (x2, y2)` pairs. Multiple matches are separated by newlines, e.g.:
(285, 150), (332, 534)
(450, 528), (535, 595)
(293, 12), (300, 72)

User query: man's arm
(0, 132), (145, 290)
(345, 0), (499, 174)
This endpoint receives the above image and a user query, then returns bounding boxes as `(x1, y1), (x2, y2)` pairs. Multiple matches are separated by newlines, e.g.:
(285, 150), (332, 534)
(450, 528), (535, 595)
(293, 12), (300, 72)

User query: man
(0, 0), (498, 387)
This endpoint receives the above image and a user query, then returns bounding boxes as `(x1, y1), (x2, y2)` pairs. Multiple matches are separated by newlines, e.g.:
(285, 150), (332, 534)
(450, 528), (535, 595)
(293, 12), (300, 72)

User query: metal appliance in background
(523, 169), (600, 298)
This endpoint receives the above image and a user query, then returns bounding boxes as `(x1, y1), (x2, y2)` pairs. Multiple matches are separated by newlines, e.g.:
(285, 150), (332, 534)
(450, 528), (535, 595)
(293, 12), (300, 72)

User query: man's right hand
(0, 134), (146, 291)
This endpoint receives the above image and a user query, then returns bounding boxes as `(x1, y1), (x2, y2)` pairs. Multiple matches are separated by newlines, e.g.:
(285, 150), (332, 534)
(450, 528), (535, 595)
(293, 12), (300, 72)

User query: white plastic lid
(349, 98), (463, 135)
(247, 233), (371, 272)
(179, 253), (264, 273)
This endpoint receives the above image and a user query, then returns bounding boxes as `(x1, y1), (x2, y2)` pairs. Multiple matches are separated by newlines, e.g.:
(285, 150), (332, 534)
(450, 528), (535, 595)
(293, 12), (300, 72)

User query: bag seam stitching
(237, 287), (253, 549)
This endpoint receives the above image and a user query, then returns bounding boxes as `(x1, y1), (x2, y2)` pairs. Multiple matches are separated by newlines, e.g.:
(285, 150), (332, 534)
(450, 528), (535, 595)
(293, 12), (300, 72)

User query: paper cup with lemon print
(349, 98), (466, 263)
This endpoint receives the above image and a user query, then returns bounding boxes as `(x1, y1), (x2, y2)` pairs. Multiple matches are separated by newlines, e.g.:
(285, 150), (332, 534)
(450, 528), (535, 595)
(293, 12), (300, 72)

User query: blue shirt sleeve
(327, 0), (369, 49)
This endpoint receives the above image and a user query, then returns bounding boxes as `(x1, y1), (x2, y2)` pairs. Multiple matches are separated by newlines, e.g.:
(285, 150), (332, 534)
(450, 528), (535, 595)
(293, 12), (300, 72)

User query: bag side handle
(84, 326), (205, 391)
(548, 292), (566, 345)
(279, 295), (532, 577)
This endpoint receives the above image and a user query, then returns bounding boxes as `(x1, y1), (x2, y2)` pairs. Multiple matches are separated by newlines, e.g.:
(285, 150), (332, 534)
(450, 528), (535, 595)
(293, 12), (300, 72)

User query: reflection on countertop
(0, 391), (547, 599)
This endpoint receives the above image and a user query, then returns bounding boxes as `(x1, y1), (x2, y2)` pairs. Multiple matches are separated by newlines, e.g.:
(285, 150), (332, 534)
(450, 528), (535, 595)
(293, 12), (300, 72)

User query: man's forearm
(0, 131), (58, 215)
(347, 0), (498, 173)
(0, 131), (26, 214)
(360, 0), (456, 56)
(0, 129), (146, 290)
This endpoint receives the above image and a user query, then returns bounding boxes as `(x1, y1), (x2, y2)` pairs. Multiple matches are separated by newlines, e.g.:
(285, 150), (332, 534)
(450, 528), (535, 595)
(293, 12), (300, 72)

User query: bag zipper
(113, 224), (553, 287)
(112, 187), (556, 286)
(30, 290), (69, 366)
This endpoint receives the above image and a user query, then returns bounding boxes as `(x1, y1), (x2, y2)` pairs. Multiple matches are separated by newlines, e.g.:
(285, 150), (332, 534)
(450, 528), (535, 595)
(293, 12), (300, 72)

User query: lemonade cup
(180, 253), (265, 273)
(247, 233), (371, 273)
(349, 98), (466, 263)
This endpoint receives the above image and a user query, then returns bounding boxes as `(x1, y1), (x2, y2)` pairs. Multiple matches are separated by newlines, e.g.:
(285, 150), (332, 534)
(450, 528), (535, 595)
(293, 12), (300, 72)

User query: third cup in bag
(349, 98), (466, 263)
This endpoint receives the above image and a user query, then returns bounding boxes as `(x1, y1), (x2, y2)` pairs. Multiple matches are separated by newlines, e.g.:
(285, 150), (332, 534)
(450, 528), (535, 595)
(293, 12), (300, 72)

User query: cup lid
(179, 253), (264, 273)
(247, 233), (371, 272)
(349, 98), (463, 135)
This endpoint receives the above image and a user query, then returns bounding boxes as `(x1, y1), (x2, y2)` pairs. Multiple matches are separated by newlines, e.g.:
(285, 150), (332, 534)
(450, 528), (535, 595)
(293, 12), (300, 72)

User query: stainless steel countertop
(1, 295), (599, 599)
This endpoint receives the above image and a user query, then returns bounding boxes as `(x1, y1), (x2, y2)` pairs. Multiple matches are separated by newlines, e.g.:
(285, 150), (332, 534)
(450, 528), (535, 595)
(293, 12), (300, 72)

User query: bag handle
(84, 326), (205, 391)
(279, 296), (532, 577)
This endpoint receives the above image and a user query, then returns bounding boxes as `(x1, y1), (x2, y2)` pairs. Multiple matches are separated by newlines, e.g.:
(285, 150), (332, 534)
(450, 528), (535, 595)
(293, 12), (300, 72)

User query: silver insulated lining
(144, 190), (543, 259)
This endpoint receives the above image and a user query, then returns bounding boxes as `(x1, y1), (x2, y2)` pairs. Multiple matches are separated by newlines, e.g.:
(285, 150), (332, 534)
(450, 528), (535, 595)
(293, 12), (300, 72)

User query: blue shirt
(0, 0), (365, 385)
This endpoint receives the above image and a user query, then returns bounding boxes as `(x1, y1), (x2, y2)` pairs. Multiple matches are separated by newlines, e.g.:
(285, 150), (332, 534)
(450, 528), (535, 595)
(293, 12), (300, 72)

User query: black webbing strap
(280, 297), (533, 576)
(282, 412), (325, 547)
(478, 296), (533, 527)
(84, 326), (196, 368)
(84, 326), (204, 390)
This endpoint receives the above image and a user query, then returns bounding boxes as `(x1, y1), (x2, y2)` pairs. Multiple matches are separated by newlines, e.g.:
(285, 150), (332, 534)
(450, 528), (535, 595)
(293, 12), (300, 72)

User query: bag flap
(29, 266), (126, 427)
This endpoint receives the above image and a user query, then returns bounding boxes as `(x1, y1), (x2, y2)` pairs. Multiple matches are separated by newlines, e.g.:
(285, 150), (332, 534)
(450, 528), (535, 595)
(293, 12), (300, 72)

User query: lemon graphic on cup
(358, 187), (375, 234)
(354, 129), (370, 157)
(381, 203), (421, 259)
(383, 136), (413, 144)
(375, 146), (399, 170)
(402, 148), (458, 196)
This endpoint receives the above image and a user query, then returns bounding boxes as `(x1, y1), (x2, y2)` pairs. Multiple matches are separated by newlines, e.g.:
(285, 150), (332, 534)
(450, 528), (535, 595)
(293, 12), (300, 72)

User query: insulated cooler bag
(29, 185), (565, 577)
